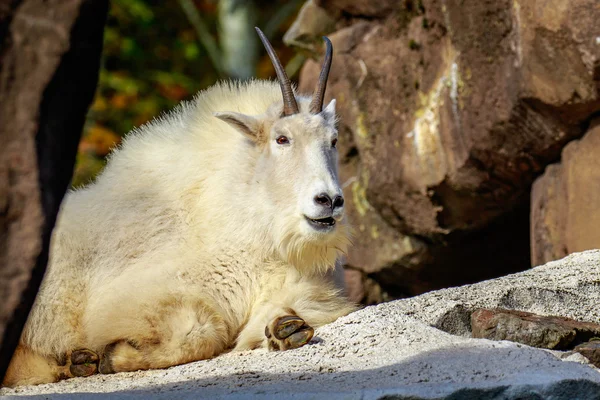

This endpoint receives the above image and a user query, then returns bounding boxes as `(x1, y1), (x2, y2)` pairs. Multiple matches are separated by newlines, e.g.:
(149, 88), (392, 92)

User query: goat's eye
(276, 136), (289, 145)
(331, 138), (338, 148)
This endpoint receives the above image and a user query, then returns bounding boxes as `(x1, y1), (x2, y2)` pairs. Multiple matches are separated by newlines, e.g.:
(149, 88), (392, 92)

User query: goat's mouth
(305, 216), (336, 231)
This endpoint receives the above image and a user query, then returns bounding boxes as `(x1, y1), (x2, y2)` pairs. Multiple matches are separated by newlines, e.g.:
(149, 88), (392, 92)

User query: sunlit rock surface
(3, 251), (599, 399)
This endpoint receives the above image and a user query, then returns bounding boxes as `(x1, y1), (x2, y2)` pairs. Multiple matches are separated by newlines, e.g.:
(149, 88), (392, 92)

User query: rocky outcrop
(0, 0), (107, 379)
(291, 0), (600, 301)
(575, 340), (600, 369)
(2, 250), (599, 399)
(531, 119), (600, 266)
(283, 0), (337, 56)
(470, 308), (600, 368)
(471, 308), (600, 351)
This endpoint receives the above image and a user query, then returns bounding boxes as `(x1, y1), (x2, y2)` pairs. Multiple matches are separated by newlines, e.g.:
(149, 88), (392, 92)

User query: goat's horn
(309, 37), (333, 114)
(255, 27), (299, 116)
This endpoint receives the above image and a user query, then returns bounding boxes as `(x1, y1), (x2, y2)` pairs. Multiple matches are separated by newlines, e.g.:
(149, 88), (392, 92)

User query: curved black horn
(255, 27), (299, 116)
(309, 36), (333, 114)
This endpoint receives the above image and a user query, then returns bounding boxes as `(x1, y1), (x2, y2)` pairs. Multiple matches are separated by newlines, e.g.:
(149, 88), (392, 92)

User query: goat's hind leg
(2, 345), (98, 387)
(97, 302), (229, 374)
(3, 345), (59, 387)
(68, 348), (99, 377)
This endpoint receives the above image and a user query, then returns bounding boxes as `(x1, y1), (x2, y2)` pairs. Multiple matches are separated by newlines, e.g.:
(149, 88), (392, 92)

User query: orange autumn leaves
(74, 0), (302, 188)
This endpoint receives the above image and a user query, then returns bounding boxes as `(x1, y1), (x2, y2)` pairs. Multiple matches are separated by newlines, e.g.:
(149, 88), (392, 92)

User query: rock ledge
(2, 250), (600, 399)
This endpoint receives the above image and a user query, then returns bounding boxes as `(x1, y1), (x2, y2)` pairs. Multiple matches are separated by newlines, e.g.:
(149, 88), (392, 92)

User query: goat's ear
(214, 112), (262, 141)
(321, 99), (336, 123)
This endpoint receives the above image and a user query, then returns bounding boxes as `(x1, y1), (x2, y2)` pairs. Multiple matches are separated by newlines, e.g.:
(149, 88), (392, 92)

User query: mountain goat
(3, 28), (356, 387)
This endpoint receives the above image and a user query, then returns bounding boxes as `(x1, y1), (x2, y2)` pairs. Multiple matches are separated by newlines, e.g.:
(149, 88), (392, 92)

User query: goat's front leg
(234, 279), (356, 352)
(235, 304), (313, 351)
(265, 311), (314, 351)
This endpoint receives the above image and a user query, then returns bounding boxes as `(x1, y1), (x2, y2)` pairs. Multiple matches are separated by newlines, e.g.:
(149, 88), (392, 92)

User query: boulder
(531, 119), (600, 266)
(294, 0), (600, 300)
(0, 0), (107, 379)
(471, 308), (600, 350)
(2, 250), (600, 399)
(575, 340), (600, 369)
(283, 0), (337, 57)
(315, 0), (397, 18)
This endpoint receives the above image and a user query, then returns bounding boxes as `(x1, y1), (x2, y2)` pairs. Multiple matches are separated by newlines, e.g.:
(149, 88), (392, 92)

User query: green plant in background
(74, 0), (302, 188)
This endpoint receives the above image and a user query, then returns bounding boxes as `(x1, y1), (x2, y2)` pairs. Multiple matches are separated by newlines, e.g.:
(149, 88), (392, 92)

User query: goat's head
(215, 28), (346, 253)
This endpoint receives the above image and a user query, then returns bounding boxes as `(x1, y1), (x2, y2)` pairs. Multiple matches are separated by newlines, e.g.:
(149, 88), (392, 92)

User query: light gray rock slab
(3, 250), (600, 399)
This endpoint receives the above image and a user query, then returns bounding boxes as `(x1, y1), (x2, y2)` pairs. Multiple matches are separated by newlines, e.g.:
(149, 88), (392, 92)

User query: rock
(315, 0), (398, 18)
(531, 119), (600, 266)
(295, 0), (600, 299)
(2, 250), (600, 399)
(575, 340), (600, 368)
(471, 308), (600, 350)
(341, 268), (365, 303)
(283, 0), (338, 58)
(0, 0), (107, 380)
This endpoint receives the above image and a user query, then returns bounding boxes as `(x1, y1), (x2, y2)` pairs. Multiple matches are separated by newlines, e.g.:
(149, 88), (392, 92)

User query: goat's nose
(332, 195), (344, 210)
(314, 193), (332, 208)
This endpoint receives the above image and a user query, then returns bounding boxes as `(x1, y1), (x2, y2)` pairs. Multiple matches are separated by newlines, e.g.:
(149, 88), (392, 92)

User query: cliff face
(0, 0), (107, 378)
(531, 119), (600, 266)
(293, 0), (600, 302)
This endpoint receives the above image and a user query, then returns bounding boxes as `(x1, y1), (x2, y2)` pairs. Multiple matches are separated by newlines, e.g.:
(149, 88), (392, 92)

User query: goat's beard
(275, 217), (351, 275)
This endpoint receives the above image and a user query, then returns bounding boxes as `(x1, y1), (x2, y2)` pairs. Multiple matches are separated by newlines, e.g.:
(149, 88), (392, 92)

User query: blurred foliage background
(74, 0), (304, 187)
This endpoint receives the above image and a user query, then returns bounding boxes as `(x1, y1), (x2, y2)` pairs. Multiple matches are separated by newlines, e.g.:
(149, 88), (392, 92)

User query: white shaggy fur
(3, 80), (356, 387)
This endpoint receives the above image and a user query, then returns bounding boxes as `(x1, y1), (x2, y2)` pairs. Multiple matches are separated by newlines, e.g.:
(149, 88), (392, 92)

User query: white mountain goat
(3, 28), (356, 387)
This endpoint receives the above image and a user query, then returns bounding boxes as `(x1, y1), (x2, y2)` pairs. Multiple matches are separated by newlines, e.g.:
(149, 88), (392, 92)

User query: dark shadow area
(373, 199), (531, 299)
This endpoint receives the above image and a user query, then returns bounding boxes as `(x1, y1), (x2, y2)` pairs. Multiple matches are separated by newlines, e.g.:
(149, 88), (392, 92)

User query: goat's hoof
(70, 363), (97, 377)
(266, 315), (314, 351)
(69, 349), (99, 377)
(98, 342), (117, 374)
